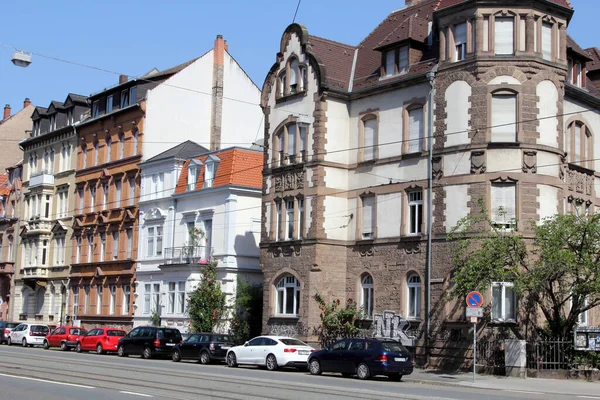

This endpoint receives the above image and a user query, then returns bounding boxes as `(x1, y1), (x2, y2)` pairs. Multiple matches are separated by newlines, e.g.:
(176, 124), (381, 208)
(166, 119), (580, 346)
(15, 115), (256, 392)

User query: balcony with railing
(161, 246), (213, 266)
(29, 171), (55, 189)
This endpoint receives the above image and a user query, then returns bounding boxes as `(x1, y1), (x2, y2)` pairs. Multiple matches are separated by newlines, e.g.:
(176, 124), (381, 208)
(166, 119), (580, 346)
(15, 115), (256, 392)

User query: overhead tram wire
(292, 0), (302, 23)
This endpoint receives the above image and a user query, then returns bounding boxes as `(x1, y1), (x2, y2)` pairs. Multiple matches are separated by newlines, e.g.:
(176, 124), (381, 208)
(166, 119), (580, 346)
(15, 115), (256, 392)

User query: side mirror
(244, 341), (249, 347)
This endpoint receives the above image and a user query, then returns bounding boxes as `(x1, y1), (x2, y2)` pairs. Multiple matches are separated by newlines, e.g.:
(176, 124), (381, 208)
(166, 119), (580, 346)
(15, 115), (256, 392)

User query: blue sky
(0, 0), (596, 116)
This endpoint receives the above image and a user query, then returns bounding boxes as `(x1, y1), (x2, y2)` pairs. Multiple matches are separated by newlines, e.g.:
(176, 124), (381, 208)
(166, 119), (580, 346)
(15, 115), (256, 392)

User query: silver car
(8, 323), (49, 347)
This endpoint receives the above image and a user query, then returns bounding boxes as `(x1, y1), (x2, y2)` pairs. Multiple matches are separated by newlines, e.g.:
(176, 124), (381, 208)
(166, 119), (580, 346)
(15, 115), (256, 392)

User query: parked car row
(0, 322), (414, 381)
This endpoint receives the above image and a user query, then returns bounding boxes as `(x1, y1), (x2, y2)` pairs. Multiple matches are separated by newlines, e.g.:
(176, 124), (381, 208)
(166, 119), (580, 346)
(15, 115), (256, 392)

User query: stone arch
(479, 66), (527, 84)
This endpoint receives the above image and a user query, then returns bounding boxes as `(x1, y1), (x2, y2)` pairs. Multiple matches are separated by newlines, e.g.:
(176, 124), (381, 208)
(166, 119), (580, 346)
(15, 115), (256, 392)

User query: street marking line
(577, 397), (600, 399)
(119, 391), (153, 398)
(0, 372), (95, 389)
(503, 390), (544, 395)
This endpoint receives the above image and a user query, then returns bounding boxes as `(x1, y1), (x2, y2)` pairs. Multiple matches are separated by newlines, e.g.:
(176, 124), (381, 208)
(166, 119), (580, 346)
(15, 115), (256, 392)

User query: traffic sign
(466, 291), (483, 308)
(470, 316), (478, 323)
(466, 307), (483, 317)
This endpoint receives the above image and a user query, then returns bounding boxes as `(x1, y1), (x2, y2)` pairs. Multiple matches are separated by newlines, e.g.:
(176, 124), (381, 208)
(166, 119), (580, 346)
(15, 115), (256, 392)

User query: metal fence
(527, 339), (573, 370)
(477, 339), (505, 367)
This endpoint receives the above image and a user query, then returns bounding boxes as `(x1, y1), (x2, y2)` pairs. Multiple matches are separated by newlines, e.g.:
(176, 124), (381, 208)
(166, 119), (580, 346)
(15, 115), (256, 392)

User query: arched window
(407, 274), (421, 319)
(289, 58), (299, 93)
(566, 121), (593, 169)
(275, 275), (300, 316)
(361, 275), (374, 317)
(278, 57), (307, 98)
(273, 122), (309, 167)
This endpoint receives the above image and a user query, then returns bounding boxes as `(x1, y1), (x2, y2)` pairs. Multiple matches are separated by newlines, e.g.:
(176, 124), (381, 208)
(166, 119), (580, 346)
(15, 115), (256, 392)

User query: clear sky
(0, 0), (596, 117)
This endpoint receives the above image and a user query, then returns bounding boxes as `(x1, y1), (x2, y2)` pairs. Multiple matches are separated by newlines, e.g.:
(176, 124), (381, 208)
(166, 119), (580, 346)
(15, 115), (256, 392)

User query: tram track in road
(0, 347), (427, 400)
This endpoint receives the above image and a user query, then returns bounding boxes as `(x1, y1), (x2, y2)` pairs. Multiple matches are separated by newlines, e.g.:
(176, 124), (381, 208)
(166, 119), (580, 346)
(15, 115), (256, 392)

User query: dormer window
(121, 89), (129, 108)
(129, 86), (137, 104)
(92, 101), (100, 118)
(204, 162), (214, 188)
(568, 58), (585, 88)
(67, 109), (73, 125)
(383, 46), (409, 77)
(49, 115), (56, 131)
(454, 23), (467, 61)
(187, 160), (201, 191)
(33, 121), (40, 136)
(495, 17), (514, 55)
(106, 95), (113, 113)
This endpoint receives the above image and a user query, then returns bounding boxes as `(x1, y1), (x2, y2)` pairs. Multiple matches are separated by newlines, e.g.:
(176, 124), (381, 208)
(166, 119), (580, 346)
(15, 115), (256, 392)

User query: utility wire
(292, 0), (302, 23)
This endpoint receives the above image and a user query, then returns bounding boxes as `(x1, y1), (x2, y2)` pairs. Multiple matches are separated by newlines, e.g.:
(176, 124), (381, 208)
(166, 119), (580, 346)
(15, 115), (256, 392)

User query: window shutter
(491, 94), (517, 142)
(494, 17), (514, 55)
(385, 50), (395, 76)
(542, 23), (552, 60)
(362, 196), (375, 237)
(408, 108), (424, 153)
(363, 119), (377, 161)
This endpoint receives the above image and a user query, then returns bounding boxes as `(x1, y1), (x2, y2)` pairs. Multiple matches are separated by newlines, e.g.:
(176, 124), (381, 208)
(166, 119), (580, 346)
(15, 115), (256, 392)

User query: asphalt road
(0, 345), (575, 400)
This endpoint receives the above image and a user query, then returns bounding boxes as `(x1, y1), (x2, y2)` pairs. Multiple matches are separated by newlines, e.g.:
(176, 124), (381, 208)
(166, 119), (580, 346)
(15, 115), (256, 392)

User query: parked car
(307, 338), (414, 381)
(172, 333), (235, 364)
(43, 326), (87, 351)
(8, 323), (49, 347)
(117, 326), (182, 359)
(226, 336), (315, 370)
(76, 328), (126, 354)
(0, 322), (19, 344)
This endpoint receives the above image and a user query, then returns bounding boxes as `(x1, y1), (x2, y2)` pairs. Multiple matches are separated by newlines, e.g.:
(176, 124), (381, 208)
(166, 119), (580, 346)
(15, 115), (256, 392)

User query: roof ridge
(309, 35), (355, 49)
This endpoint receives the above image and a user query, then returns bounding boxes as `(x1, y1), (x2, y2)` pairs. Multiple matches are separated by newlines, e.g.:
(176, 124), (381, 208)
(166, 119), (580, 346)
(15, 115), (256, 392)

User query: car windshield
(381, 341), (409, 353)
(31, 326), (49, 333)
(108, 330), (125, 337)
(279, 338), (308, 346)
(213, 335), (232, 342)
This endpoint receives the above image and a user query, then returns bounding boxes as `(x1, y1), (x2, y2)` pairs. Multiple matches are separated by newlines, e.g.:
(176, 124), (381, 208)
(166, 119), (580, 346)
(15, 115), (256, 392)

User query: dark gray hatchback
(0, 322), (19, 344)
(117, 326), (182, 359)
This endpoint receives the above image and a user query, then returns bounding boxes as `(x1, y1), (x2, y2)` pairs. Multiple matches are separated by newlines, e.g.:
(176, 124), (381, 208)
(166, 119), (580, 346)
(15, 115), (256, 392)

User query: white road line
(577, 396), (600, 399)
(503, 389), (544, 395)
(119, 391), (154, 398)
(0, 372), (95, 389)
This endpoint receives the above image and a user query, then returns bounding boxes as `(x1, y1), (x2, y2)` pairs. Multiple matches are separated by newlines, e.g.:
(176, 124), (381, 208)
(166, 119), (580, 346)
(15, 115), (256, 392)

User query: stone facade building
(259, 0), (600, 365)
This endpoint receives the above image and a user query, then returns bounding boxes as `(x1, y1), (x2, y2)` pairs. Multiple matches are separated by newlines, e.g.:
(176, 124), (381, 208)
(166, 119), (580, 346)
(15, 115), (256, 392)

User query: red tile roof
(308, 35), (355, 92)
(175, 148), (262, 195)
(435, 0), (572, 10)
(0, 174), (10, 197)
(585, 47), (600, 72)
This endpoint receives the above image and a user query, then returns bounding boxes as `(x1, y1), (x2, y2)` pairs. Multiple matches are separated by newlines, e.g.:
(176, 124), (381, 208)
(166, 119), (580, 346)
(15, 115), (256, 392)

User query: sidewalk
(406, 368), (600, 398)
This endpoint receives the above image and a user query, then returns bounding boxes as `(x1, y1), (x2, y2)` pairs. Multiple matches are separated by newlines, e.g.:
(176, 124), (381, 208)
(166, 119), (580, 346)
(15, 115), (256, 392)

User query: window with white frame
(146, 226), (163, 257)
(287, 124), (297, 164)
(491, 282), (516, 322)
(275, 201), (282, 241)
(50, 114), (56, 131)
(494, 17), (514, 55)
(454, 22), (467, 61)
(122, 285), (131, 315)
(383, 46), (409, 77)
(204, 162), (215, 188)
(361, 275), (374, 317)
(121, 89), (129, 108)
(362, 117), (377, 162)
(152, 173), (164, 199)
(102, 183), (109, 211)
(542, 22), (552, 61)
(112, 231), (119, 260)
(94, 141), (99, 166)
(407, 191), (423, 235)
(285, 199), (294, 240)
(168, 282), (186, 314)
(72, 286), (79, 313)
(105, 137), (111, 163)
(54, 236), (65, 265)
(119, 134), (125, 159)
(407, 106), (424, 153)
(491, 93), (517, 142)
(126, 229), (133, 259)
(277, 131), (284, 166)
(87, 234), (93, 263)
(84, 285), (90, 314)
(77, 188), (84, 213)
(187, 165), (197, 191)
(361, 195), (375, 239)
(115, 180), (121, 207)
(279, 57), (306, 96)
(67, 109), (73, 125)
(128, 177), (136, 206)
(57, 189), (68, 218)
(407, 274), (421, 319)
(75, 236), (81, 263)
(297, 198), (304, 240)
(96, 285), (103, 314)
(491, 182), (516, 230)
(109, 285), (116, 315)
(152, 283), (160, 314)
(133, 131), (139, 155)
(566, 122), (592, 168)
(143, 284), (152, 314)
(41, 239), (48, 266)
(168, 282), (176, 314)
(90, 186), (96, 211)
(275, 275), (300, 316)
(300, 125), (307, 162)
(92, 100), (100, 118)
(106, 95), (113, 114)
(100, 233), (106, 262)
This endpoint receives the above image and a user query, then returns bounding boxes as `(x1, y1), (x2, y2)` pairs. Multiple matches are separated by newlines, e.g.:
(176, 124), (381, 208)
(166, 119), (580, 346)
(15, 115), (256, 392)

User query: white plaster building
(134, 145), (263, 331)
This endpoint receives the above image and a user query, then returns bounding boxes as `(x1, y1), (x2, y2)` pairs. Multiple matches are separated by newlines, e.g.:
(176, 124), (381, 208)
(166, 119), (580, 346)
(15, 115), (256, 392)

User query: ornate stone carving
(404, 241), (421, 254)
(559, 154), (567, 180)
(522, 151), (537, 173)
(358, 244), (374, 257)
(274, 170), (305, 192)
(432, 156), (443, 180)
(274, 176), (283, 192)
(470, 151), (486, 174)
(271, 244), (301, 258)
(566, 168), (593, 195)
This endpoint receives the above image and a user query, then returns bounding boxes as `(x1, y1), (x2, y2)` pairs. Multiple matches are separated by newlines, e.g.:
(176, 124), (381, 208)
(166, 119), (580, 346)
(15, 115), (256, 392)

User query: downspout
(425, 65), (438, 365)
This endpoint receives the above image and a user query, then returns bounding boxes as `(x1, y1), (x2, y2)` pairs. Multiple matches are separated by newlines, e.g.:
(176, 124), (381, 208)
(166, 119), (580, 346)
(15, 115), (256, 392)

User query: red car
(43, 326), (87, 351)
(76, 327), (126, 354)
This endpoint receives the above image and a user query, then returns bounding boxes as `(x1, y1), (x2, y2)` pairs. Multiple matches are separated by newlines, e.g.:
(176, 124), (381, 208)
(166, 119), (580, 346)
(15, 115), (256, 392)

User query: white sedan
(8, 323), (49, 347)
(226, 336), (315, 370)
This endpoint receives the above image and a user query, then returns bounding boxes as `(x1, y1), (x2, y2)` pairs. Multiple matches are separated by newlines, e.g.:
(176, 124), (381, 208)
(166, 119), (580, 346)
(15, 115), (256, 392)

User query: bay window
(494, 17), (514, 55)
(491, 92), (517, 142)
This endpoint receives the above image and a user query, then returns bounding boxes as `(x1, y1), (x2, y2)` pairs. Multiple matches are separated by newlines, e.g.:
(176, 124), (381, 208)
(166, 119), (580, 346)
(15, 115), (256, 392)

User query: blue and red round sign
(466, 291), (483, 308)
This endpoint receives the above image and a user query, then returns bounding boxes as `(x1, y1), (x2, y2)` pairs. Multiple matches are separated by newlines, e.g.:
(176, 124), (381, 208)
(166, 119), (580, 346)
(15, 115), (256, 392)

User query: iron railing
(162, 246), (213, 265)
(527, 339), (573, 370)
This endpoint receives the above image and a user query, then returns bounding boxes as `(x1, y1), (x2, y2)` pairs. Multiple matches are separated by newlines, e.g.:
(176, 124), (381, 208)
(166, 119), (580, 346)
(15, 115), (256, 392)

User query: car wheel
(7, 337), (11, 346)
(76, 342), (82, 353)
(309, 359), (322, 375)
(60, 342), (68, 351)
(387, 373), (402, 381)
(142, 346), (152, 359)
(43, 340), (49, 350)
(341, 373), (353, 378)
(172, 349), (181, 362)
(226, 352), (238, 368)
(266, 354), (278, 371)
(96, 344), (104, 355)
(200, 350), (210, 365)
(22, 338), (28, 348)
(356, 363), (371, 380)
(117, 345), (127, 357)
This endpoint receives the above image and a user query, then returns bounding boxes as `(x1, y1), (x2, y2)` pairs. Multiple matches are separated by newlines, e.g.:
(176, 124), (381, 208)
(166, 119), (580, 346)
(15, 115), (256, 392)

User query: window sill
(487, 141), (520, 148)
(275, 90), (307, 104)
(401, 234), (423, 240)
(489, 319), (517, 326)
(407, 318), (422, 322)
(270, 314), (300, 320)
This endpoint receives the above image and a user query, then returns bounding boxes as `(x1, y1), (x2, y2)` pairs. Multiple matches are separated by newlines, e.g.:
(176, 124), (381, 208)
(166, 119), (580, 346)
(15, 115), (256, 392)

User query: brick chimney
(119, 74), (128, 84)
(23, 98), (31, 109)
(210, 35), (226, 151)
(3, 104), (10, 120)
(405, 0), (421, 5)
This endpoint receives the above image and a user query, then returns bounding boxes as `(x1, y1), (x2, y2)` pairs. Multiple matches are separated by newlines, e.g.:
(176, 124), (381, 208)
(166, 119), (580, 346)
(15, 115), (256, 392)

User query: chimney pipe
(3, 104), (10, 120)
(210, 35), (226, 151)
(23, 98), (31, 109)
(119, 74), (128, 84)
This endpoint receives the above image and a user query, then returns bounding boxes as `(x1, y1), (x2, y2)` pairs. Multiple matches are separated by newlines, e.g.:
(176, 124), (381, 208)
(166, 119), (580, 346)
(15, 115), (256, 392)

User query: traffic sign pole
(473, 319), (477, 383)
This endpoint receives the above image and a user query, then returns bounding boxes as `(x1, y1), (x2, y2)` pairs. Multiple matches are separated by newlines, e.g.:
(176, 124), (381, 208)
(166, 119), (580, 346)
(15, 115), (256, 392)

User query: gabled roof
(308, 35), (355, 92)
(175, 147), (262, 194)
(64, 93), (88, 105)
(585, 47), (600, 72)
(567, 35), (593, 61)
(31, 107), (48, 119)
(434, 0), (572, 10)
(143, 140), (210, 164)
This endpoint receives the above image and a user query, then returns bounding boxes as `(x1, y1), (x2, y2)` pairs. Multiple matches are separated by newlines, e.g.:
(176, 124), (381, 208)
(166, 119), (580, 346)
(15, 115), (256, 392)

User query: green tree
(449, 200), (600, 338)
(313, 294), (363, 347)
(229, 279), (263, 344)
(187, 261), (226, 333)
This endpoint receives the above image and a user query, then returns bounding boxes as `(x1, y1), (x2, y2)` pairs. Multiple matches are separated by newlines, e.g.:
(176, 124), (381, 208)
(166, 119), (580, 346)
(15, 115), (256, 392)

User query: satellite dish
(11, 51), (32, 68)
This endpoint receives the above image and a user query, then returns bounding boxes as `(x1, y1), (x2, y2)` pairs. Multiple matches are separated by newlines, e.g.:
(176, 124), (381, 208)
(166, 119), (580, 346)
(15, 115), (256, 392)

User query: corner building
(260, 0), (600, 366)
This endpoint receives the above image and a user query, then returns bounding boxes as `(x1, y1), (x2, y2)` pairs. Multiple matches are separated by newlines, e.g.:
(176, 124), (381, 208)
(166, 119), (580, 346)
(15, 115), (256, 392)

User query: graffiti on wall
(374, 310), (410, 341)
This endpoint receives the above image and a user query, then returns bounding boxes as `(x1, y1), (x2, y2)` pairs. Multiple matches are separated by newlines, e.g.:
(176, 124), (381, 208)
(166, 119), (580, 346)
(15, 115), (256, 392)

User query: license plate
(298, 350), (309, 355)
(395, 357), (407, 362)
(166, 343), (176, 346)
